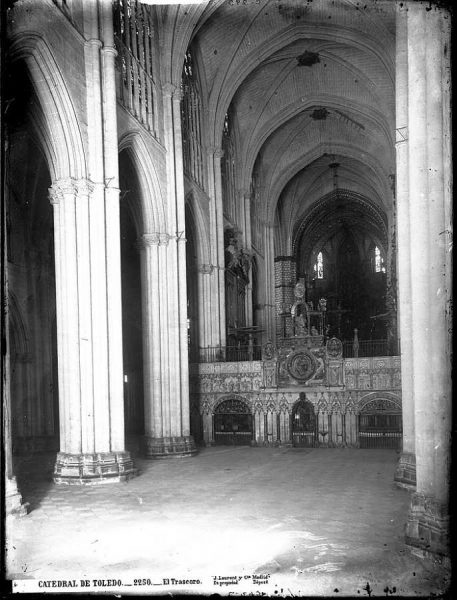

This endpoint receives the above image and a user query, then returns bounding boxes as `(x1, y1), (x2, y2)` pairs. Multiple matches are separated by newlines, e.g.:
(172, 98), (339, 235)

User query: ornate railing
(189, 345), (262, 363)
(342, 338), (399, 358)
(190, 339), (399, 363)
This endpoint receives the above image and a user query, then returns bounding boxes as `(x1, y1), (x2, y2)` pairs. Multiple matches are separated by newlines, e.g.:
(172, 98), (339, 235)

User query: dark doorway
(291, 396), (316, 447)
(214, 398), (253, 445)
(359, 411), (402, 449)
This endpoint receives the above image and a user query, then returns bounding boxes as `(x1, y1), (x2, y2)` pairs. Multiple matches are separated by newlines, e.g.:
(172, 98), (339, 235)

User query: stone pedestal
(405, 493), (449, 557)
(142, 435), (197, 459)
(54, 451), (136, 484)
(5, 477), (28, 516)
(394, 451), (416, 488)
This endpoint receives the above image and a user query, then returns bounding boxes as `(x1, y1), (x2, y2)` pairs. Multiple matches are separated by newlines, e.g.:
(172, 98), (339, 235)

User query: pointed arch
(119, 132), (167, 234)
(185, 190), (210, 266)
(8, 33), (87, 181)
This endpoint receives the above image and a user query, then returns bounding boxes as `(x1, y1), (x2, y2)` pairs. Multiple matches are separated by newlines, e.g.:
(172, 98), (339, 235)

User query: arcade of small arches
(3, 0), (451, 560)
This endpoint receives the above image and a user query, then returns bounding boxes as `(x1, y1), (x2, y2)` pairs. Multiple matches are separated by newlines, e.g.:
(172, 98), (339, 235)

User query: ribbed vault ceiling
(164, 0), (396, 248)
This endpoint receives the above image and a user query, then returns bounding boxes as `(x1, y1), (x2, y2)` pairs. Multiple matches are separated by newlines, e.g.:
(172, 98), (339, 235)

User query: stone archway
(358, 397), (402, 450)
(6, 60), (59, 459)
(213, 397), (253, 446)
(291, 395), (317, 448)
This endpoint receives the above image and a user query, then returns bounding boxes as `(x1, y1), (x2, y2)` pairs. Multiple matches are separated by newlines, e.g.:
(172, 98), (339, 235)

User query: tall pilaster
(210, 146), (227, 348)
(101, 0), (125, 453)
(138, 234), (162, 444)
(198, 263), (216, 353)
(172, 87), (192, 442)
(50, 179), (135, 483)
(264, 224), (276, 343)
(394, 2), (415, 488)
(240, 189), (253, 327)
(400, 3), (451, 556)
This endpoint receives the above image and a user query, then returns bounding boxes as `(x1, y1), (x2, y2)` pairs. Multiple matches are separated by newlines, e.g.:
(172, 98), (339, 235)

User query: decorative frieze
(344, 356), (401, 390)
(190, 349), (402, 448)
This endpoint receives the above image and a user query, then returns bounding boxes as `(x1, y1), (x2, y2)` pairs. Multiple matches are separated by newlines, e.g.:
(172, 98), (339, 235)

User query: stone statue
(295, 313), (307, 336)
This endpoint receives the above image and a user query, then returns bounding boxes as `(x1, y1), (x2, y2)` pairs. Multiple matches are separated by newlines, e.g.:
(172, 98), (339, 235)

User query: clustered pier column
(139, 233), (197, 458)
(396, 3), (451, 556)
(51, 2), (136, 483)
(50, 180), (135, 483)
(139, 81), (197, 459)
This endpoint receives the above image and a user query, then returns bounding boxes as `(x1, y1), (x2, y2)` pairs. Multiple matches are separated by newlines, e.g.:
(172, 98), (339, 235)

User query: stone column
(50, 179), (135, 483)
(264, 224), (276, 343)
(101, 2), (125, 453)
(401, 3), (451, 556)
(241, 190), (253, 327)
(198, 263), (215, 354)
(141, 82), (196, 458)
(172, 88), (192, 443)
(394, 1), (416, 489)
(211, 147), (227, 348)
(138, 234), (162, 443)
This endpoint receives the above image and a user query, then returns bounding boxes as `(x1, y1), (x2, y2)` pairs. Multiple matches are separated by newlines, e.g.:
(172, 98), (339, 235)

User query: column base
(53, 451), (137, 484)
(5, 477), (28, 517)
(142, 435), (198, 459)
(405, 492), (449, 557)
(394, 452), (416, 488)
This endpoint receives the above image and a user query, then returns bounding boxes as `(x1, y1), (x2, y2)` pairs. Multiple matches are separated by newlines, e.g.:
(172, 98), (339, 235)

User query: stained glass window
(375, 246), (385, 273)
(314, 251), (324, 279)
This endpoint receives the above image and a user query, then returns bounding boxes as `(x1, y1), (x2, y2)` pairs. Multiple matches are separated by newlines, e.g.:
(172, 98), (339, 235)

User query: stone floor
(6, 447), (451, 597)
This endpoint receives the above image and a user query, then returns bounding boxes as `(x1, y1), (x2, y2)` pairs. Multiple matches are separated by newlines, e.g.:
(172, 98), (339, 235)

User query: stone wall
(190, 356), (402, 447)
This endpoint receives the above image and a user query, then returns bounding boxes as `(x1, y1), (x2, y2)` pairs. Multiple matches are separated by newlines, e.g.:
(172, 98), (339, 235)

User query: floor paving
(6, 447), (451, 597)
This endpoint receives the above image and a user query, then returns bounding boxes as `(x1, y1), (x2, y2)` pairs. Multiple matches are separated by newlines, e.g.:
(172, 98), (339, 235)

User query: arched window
(181, 49), (204, 188)
(374, 246), (385, 273)
(313, 251), (324, 279)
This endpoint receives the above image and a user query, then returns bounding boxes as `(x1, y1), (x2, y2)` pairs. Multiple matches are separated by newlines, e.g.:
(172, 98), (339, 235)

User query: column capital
(49, 178), (95, 204)
(162, 82), (177, 98)
(237, 188), (251, 200)
(159, 233), (170, 246)
(85, 38), (103, 50)
(137, 233), (161, 250)
(49, 178), (76, 204)
(207, 146), (224, 159)
(172, 86), (183, 102)
(102, 45), (118, 58)
(199, 263), (214, 275)
(76, 178), (95, 197)
(136, 232), (173, 248)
